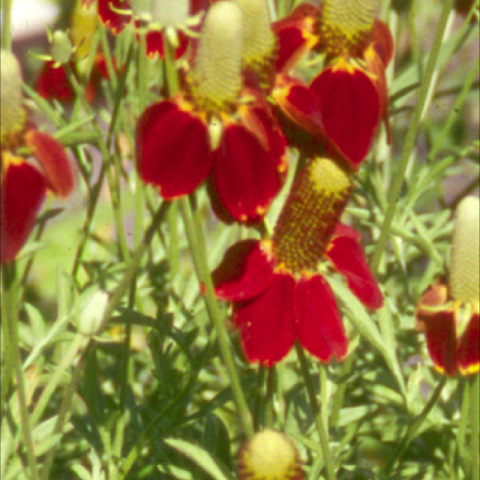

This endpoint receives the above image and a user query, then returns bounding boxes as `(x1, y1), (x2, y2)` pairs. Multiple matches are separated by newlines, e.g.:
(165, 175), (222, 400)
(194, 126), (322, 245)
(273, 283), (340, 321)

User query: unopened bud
(51, 30), (73, 65)
(238, 429), (303, 480)
(1, 50), (25, 142)
(449, 196), (479, 304)
(190, 1), (243, 112)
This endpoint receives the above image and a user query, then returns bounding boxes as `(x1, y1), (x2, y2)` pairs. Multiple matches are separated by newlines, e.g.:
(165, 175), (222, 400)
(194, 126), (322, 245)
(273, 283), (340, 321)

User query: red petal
(146, 31), (164, 58)
(422, 309), (458, 376)
(327, 234), (383, 310)
(332, 223), (360, 242)
(272, 3), (320, 72)
(295, 274), (348, 362)
(25, 130), (75, 198)
(35, 61), (75, 102)
(213, 240), (275, 302)
(457, 311), (479, 375)
(371, 20), (394, 67)
(234, 273), (296, 366)
(98, 0), (131, 34)
(310, 67), (381, 168)
(1, 162), (47, 264)
(213, 122), (281, 223)
(136, 101), (212, 199)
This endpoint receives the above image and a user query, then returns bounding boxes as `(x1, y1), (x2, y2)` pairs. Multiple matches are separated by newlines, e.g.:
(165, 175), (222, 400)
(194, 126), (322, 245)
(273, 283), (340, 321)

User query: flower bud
(51, 30), (73, 65)
(273, 158), (352, 273)
(75, 288), (108, 336)
(238, 429), (303, 480)
(190, 1), (243, 112)
(449, 196), (480, 304)
(1, 50), (25, 142)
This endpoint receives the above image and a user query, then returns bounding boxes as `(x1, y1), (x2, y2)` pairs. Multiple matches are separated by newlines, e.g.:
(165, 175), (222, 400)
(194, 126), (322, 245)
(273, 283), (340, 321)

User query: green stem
(1, 0), (14, 50)
(371, 0), (456, 272)
(2, 263), (40, 480)
(179, 196), (254, 439)
(382, 375), (448, 477)
(296, 344), (336, 480)
(470, 374), (479, 480)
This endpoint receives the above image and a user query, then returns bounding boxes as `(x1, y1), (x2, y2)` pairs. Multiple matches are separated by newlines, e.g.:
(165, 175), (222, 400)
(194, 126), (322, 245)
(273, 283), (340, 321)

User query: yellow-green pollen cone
(321, 0), (377, 57)
(273, 158), (352, 273)
(190, 1), (243, 113)
(238, 429), (303, 480)
(449, 196), (480, 304)
(1, 50), (26, 144)
(233, 0), (276, 70)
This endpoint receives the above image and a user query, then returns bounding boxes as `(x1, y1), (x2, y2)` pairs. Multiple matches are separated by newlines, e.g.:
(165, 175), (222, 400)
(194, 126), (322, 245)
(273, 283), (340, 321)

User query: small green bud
(51, 30), (73, 65)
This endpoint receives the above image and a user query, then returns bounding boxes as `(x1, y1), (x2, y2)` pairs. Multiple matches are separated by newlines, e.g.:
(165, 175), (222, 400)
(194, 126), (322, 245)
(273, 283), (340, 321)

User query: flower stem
(371, 0), (456, 272)
(295, 344), (336, 480)
(470, 374), (479, 480)
(381, 375), (448, 477)
(1, 0), (14, 50)
(179, 195), (254, 439)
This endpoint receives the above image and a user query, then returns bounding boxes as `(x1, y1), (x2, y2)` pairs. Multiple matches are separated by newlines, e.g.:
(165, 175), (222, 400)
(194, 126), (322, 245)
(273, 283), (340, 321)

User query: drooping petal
(1, 161), (47, 264)
(35, 61), (75, 102)
(213, 121), (281, 223)
(213, 240), (275, 302)
(295, 273), (348, 362)
(332, 223), (360, 241)
(272, 3), (320, 73)
(326, 233), (383, 310)
(371, 19), (394, 67)
(145, 30), (190, 59)
(25, 130), (75, 198)
(310, 65), (381, 168)
(136, 101), (212, 199)
(97, 0), (131, 34)
(457, 310), (480, 375)
(234, 273), (296, 366)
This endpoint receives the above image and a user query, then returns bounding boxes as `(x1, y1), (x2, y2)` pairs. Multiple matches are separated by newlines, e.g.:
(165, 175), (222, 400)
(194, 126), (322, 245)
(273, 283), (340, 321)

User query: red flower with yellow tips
(136, 1), (287, 224)
(273, 0), (394, 168)
(212, 158), (383, 366)
(416, 197), (479, 376)
(1, 51), (75, 264)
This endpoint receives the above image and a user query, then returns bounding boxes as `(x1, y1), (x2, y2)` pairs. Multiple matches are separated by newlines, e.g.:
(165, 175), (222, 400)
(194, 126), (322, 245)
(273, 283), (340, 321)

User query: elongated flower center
(273, 158), (352, 273)
(449, 196), (479, 304)
(233, 0), (275, 70)
(190, 1), (243, 113)
(1, 50), (25, 144)
(321, 0), (377, 57)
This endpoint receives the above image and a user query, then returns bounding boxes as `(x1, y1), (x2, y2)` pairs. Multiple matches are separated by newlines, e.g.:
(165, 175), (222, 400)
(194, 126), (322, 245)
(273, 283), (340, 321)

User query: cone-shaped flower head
(238, 429), (303, 480)
(449, 196), (479, 304)
(233, 0), (275, 70)
(273, 158), (352, 273)
(190, 1), (243, 112)
(321, 0), (377, 57)
(133, 0), (190, 27)
(1, 50), (25, 144)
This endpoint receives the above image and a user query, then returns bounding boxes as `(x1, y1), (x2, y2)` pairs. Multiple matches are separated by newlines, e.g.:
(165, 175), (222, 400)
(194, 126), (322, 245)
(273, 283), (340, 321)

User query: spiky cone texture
(212, 157), (383, 365)
(238, 429), (303, 480)
(416, 196), (480, 376)
(320, 0), (378, 57)
(189, 1), (243, 113)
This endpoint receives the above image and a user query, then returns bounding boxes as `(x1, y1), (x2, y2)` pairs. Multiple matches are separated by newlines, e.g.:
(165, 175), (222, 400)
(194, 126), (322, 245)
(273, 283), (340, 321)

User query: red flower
(1, 52), (75, 264)
(272, 1), (394, 168)
(136, 1), (286, 224)
(81, 0), (132, 35)
(212, 158), (383, 366)
(416, 196), (479, 376)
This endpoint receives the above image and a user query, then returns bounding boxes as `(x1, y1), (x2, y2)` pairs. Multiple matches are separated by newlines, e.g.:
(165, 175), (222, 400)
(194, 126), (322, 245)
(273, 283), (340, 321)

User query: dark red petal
(98, 0), (131, 34)
(295, 274), (348, 362)
(273, 78), (323, 136)
(422, 309), (458, 376)
(146, 31), (164, 58)
(371, 20), (394, 67)
(213, 240), (275, 302)
(310, 67), (381, 168)
(326, 235), (383, 310)
(136, 101), (212, 199)
(332, 223), (360, 242)
(1, 162), (47, 264)
(457, 310), (479, 375)
(272, 3), (320, 72)
(35, 61), (75, 102)
(213, 122), (281, 224)
(234, 273), (296, 366)
(25, 130), (75, 198)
